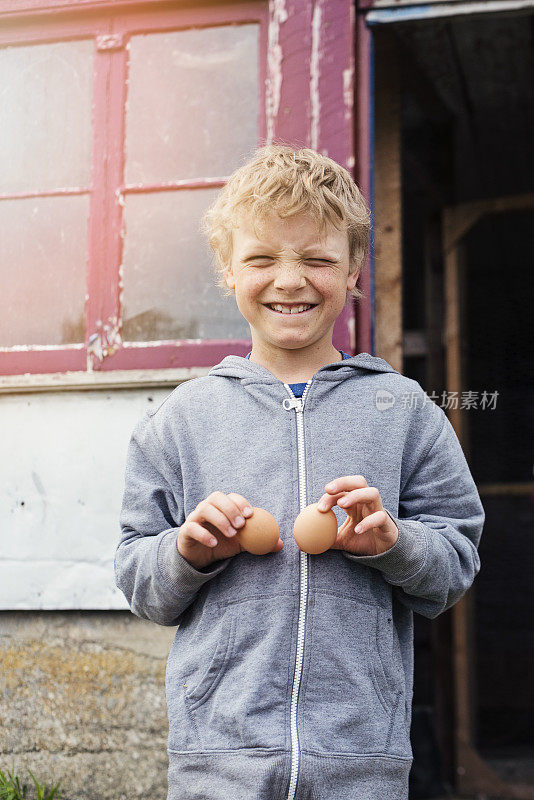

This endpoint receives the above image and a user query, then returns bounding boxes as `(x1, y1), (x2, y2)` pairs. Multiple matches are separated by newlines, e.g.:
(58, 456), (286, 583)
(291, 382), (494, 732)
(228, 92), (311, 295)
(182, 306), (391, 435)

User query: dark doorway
(373, 7), (534, 798)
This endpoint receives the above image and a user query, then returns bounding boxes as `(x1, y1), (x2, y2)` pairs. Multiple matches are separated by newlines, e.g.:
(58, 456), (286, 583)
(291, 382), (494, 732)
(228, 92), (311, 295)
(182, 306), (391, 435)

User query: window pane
(121, 189), (250, 342)
(0, 40), (94, 194)
(0, 196), (89, 346)
(125, 25), (258, 183)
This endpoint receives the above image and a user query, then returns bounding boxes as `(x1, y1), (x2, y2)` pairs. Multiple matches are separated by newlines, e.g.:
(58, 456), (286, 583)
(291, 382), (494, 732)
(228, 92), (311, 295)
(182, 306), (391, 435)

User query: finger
(207, 491), (252, 529)
(353, 510), (389, 534)
(190, 499), (239, 538)
(208, 491), (255, 529)
(180, 520), (219, 548)
(324, 475), (368, 495)
(316, 492), (341, 512)
(226, 493), (255, 523)
(272, 538), (284, 553)
(337, 487), (383, 511)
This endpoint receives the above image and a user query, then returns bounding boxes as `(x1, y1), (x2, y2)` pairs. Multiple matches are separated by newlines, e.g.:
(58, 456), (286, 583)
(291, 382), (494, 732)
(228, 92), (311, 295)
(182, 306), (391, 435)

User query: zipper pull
(283, 397), (303, 412)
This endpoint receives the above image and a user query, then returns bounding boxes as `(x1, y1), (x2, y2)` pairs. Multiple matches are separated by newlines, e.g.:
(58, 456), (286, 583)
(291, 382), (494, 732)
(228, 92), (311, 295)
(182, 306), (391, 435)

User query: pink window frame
(0, 0), (363, 377)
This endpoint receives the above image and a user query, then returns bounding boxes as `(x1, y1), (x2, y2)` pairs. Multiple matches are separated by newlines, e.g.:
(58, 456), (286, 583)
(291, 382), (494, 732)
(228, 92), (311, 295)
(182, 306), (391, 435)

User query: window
(0, 1), (267, 381)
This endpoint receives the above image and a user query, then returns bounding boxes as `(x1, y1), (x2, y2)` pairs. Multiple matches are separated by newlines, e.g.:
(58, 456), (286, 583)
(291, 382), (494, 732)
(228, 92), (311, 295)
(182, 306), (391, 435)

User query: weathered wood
(443, 192), (534, 252)
(477, 482), (534, 497)
(354, 11), (373, 356)
(456, 742), (534, 799)
(443, 241), (465, 444)
(424, 214), (445, 394)
(374, 31), (403, 371)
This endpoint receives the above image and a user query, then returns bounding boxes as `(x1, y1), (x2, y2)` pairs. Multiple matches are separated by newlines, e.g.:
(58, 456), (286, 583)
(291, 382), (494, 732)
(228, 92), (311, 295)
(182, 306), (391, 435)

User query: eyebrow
(240, 249), (340, 261)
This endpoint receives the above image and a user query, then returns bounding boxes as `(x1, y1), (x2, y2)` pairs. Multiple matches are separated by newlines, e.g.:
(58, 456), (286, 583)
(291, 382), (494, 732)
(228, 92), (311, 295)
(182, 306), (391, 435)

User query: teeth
(270, 304), (313, 314)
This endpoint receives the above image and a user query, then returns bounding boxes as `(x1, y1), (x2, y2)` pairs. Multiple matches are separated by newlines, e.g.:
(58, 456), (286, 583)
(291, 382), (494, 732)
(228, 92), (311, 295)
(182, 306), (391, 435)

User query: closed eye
(242, 256), (274, 265)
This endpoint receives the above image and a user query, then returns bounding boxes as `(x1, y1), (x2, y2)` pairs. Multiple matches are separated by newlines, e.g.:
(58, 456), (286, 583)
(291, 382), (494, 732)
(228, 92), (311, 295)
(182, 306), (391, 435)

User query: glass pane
(0, 40), (94, 194)
(121, 189), (250, 341)
(0, 196), (89, 345)
(125, 25), (258, 183)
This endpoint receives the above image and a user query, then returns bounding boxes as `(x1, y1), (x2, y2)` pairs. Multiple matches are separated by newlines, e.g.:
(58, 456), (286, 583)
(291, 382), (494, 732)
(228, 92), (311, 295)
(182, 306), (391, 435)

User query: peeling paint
(118, 263), (125, 344)
(266, 0), (288, 143)
(121, 339), (188, 348)
(0, 343), (83, 353)
(348, 314), (356, 354)
(96, 34), (124, 52)
(87, 317), (122, 369)
(310, 1), (322, 151)
(347, 2), (355, 131)
(0, 187), (88, 202)
(343, 65), (353, 120)
(123, 177), (227, 194)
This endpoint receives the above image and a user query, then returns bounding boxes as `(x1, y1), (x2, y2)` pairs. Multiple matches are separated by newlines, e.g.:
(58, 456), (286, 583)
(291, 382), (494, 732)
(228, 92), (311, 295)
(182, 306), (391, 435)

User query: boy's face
(223, 210), (357, 364)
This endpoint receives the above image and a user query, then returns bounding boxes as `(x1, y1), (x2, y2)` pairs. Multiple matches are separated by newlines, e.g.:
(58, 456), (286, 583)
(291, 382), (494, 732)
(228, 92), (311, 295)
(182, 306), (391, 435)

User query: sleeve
(343, 404), (485, 619)
(114, 413), (231, 627)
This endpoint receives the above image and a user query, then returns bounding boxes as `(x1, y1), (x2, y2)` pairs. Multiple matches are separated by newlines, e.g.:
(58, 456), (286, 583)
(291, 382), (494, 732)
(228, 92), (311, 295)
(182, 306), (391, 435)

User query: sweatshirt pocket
(184, 612), (237, 711)
(178, 594), (293, 752)
(301, 592), (406, 755)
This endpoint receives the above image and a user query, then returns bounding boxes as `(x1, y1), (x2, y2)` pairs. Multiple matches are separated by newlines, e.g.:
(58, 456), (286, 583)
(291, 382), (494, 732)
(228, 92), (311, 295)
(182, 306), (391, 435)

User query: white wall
(0, 387), (171, 609)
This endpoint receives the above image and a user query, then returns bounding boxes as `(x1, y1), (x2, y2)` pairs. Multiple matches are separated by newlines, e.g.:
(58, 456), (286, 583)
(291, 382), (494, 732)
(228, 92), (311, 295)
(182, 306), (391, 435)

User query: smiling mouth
(264, 303), (318, 315)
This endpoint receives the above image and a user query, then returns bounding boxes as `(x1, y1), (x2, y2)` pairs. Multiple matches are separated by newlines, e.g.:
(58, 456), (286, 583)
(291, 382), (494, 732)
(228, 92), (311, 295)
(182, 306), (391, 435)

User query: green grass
(0, 765), (61, 800)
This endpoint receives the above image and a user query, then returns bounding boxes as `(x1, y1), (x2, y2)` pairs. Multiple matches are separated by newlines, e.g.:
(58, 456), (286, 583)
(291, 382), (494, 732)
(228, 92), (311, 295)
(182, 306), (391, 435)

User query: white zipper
(282, 381), (312, 800)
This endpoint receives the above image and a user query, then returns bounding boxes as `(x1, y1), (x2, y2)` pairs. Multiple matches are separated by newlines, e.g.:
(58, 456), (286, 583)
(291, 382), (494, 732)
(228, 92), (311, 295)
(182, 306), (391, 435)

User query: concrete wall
(0, 611), (176, 800)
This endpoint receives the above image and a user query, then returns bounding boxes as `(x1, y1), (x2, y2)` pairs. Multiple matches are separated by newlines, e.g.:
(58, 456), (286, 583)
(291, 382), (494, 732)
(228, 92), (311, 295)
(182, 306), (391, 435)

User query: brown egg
(293, 503), (338, 554)
(238, 507), (280, 555)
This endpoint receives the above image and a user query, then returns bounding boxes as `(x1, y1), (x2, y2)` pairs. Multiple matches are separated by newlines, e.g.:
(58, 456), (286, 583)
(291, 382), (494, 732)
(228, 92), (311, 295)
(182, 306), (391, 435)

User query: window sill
(0, 367), (210, 395)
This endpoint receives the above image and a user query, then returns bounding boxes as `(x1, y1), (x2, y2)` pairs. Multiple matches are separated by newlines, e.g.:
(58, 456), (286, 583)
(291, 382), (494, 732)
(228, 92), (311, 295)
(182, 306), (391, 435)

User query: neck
(249, 340), (342, 383)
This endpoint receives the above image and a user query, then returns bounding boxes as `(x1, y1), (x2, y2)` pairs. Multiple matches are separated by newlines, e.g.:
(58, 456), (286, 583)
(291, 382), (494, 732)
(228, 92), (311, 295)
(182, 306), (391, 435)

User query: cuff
(157, 529), (231, 597)
(342, 511), (428, 584)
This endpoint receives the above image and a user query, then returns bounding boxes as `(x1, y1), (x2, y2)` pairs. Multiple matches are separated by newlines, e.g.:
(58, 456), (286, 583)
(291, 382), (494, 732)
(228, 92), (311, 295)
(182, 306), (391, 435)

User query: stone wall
(0, 611), (176, 800)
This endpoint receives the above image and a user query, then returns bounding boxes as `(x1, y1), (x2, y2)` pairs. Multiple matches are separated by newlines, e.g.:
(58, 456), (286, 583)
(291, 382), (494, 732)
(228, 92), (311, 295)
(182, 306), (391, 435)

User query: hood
(208, 352), (400, 382)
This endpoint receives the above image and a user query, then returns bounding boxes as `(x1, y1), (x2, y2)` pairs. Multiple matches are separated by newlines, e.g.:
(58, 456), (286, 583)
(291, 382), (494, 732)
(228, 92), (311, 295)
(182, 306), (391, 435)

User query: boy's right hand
(177, 492), (280, 570)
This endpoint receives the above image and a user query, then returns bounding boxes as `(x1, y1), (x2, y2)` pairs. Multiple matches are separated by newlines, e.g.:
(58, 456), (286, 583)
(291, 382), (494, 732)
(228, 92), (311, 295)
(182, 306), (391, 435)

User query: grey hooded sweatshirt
(115, 353), (484, 800)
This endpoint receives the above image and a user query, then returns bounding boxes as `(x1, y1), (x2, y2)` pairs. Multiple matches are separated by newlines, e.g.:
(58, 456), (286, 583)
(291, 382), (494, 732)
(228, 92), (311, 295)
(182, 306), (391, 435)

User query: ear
(346, 269), (359, 292)
(223, 267), (236, 291)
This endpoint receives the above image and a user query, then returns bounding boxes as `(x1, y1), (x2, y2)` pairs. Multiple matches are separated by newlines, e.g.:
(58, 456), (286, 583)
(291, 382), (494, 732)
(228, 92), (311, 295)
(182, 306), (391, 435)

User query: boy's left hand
(317, 475), (399, 556)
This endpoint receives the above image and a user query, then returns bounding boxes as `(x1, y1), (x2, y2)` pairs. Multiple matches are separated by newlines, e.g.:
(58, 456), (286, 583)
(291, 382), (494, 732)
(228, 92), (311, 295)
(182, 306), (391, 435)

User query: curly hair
(202, 144), (370, 300)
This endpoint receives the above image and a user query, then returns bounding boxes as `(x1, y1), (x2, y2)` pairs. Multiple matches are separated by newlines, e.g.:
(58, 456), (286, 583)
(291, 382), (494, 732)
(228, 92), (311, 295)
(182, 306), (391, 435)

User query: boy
(115, 146), (484, 800)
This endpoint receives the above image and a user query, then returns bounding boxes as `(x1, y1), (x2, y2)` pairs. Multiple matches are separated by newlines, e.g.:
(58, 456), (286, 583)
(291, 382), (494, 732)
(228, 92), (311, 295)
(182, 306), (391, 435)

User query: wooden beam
(444, 192), (534, 252)
(424, 213), (445, 394)
(477, 482), (534, 497)
(374, 31), (403, 371)
(443, 241), (465, 445)
(354, 10), (373, 356)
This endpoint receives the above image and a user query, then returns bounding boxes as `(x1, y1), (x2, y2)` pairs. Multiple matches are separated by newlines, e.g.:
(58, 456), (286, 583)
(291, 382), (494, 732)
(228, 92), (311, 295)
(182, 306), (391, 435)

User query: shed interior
(372, 7), (534, 798)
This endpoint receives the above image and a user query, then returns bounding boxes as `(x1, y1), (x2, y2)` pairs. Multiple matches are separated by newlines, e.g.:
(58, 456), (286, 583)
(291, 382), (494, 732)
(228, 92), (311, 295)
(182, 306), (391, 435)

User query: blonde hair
(203, 145), (370, 300)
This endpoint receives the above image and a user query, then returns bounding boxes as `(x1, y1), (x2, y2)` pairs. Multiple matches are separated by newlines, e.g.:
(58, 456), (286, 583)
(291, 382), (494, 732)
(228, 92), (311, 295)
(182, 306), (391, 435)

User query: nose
(273, 261), (306, 291)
